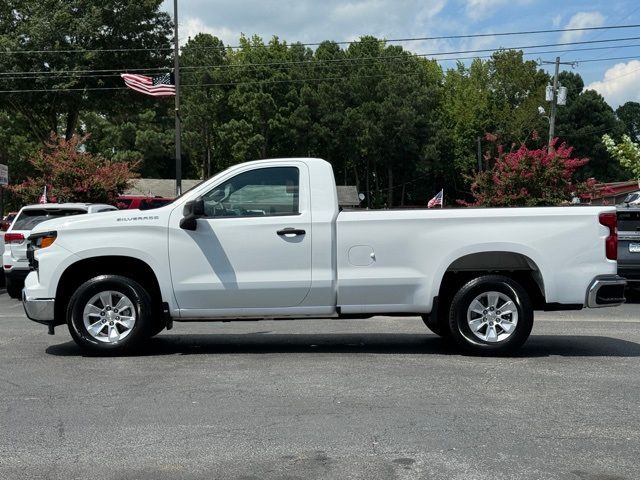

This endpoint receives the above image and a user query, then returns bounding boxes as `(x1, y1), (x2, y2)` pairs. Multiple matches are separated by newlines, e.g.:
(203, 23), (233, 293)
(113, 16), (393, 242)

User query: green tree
(442, 51), (549, 174)
(616, 101), (640, 141)
(554, 72), (625, 181)
(602, 134), (640, 179)
(82, 108), (174, 178)
(181, 34), (229, 178)
(0, 0), (172, 141)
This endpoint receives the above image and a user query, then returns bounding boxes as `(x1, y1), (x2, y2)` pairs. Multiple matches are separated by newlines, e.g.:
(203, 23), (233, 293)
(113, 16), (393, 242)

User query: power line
(3, 54), (640, 94)
(4, 42), (639, 80)
(1, 51), (640, 92)
(4, 47), (640, 82)
(3, 36), (640, 80)
(2, 23), (640, 55)
(575, 55), (640, 64)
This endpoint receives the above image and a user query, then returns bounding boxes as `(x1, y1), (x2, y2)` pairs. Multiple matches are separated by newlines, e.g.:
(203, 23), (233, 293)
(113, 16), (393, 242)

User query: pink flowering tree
(462, 136), (597, 207)
(10, 134), (139, 205)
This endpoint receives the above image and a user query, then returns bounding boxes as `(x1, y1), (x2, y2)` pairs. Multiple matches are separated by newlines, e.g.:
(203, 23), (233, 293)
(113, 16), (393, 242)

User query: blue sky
(162, 0), (640, 108)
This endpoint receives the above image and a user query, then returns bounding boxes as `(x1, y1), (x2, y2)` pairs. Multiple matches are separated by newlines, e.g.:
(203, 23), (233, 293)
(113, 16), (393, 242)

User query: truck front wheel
(448, 275), (533, 355)
(67, 275), (153, 353)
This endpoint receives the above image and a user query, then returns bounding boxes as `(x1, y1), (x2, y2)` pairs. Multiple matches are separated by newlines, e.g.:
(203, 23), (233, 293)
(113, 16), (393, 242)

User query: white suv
(3, 203), (116, 298)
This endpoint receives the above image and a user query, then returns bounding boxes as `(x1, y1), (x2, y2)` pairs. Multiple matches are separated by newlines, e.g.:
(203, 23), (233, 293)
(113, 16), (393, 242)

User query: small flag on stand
(38, 185), (48, 204)
(428, 189), (443, 208)
(121, 73), (176, 97)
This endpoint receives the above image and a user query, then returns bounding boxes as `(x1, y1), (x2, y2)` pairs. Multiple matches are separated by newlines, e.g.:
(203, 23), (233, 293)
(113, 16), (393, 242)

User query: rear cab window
(11, 209), (86, 231)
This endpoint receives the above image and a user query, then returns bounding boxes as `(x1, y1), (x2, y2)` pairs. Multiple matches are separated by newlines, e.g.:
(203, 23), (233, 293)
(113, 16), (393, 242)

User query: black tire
(448, 275), (533, 355)
(421, 313), (450, 337)
(6, 278), (23, 299)
(67, 275), (154, 354)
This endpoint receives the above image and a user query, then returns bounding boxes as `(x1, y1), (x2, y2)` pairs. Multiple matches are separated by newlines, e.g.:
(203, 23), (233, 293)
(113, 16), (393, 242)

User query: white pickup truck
(22, 158), (626, 355)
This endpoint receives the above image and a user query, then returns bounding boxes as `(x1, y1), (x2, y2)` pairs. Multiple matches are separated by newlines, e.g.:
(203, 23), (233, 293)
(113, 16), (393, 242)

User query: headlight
(29, 231), (57, 250)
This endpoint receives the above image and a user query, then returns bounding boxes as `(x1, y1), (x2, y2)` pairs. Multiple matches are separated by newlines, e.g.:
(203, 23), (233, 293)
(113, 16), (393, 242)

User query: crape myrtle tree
(462, 135), (596, 207)
(9, 134), (138, 204)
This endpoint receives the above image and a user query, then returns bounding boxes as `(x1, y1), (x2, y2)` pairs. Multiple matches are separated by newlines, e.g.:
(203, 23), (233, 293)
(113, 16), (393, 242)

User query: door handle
(277, 228), (306, 236)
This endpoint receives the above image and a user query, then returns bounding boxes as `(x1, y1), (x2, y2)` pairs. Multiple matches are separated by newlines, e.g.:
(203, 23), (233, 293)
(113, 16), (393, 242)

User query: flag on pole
(38, 185), (48, 204)
(121, 73), (176, 97)
(428, 189), (443, 208)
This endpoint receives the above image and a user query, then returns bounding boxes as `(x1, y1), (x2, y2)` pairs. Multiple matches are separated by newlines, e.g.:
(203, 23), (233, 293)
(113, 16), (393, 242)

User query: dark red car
(116, 196), (173, 210)
(0, 212), (17, 231)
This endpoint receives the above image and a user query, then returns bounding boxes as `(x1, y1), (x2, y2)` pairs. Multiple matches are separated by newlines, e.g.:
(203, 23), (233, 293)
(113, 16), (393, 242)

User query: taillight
(4, 233), (25, 243)
(599, 212), (617, 260)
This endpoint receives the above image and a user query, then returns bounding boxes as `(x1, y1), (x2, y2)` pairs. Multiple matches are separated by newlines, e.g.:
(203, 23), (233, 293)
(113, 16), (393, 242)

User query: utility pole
(548, 57), (560, 152)
(540, 57), (573, 153)
(173, 0), (182, 196)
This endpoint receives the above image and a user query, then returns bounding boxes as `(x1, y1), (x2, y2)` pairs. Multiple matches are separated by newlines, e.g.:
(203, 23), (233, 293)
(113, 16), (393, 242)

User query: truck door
(168, 163), (312, 312)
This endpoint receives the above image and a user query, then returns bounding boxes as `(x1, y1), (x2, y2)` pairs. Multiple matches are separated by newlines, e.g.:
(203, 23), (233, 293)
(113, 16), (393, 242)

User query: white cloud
(586, 60), (640, 108)
(560, 12), (605, 43)
(169, 0), (456, 51)
(552, 14), (562, 28)
(464, 0), (532, 21)
(181, 17), (239, 46)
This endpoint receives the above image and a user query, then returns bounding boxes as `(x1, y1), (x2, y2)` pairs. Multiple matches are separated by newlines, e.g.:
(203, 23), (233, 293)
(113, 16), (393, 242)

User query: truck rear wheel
(67, 275), (153, 354)
(448, 275), (533, 355)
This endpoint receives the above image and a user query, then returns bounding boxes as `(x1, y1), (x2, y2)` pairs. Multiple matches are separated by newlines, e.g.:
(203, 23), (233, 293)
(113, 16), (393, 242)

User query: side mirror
(193, 197), (205, 216)
(180, 197), (205, 231)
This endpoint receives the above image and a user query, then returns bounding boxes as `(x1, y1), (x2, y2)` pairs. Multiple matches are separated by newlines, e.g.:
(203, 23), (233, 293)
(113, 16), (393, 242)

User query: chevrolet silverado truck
(22, 158), (626, 355)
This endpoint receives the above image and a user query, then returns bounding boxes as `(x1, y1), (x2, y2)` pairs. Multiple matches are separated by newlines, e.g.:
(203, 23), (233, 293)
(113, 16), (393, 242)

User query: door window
(202, 167), (299, 218)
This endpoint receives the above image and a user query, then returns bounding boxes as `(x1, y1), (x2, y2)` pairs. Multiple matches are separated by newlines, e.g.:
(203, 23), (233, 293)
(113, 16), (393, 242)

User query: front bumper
(586, 275), (627, 308)
(22, 290), (55, 325)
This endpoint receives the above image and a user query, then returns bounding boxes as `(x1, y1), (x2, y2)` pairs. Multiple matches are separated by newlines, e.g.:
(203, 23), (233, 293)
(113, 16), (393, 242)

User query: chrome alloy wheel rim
(82, 291), (136, 343)
(466, 291), (518, 343)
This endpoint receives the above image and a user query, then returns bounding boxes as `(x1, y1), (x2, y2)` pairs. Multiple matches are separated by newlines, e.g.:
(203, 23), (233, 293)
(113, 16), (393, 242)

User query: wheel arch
(54, 255), (165, 325)
(433, 249), (548, 311)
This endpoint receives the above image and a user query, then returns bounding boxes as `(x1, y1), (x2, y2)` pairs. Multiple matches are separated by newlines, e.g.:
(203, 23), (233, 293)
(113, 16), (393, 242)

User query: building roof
(125, 179), (201, 198)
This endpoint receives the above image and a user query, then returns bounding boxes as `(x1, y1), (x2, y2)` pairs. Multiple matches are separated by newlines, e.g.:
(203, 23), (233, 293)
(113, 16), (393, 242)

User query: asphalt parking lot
(1, 290), (639, 480)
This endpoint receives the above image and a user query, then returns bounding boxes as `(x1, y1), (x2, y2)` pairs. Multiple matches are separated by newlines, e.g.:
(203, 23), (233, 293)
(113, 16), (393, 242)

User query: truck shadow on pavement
(46, 333), (640, 358)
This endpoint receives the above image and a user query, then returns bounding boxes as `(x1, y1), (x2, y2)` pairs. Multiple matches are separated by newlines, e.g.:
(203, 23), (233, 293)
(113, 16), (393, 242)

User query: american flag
(427, 189), (443, 208)
(38, 185), (48, 204)
(121, 73), (176, 97)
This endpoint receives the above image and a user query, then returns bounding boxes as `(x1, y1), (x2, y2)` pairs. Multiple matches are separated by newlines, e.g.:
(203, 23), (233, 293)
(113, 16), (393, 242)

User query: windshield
(166, 180), (206, 206)
(11, 208), (86, 231)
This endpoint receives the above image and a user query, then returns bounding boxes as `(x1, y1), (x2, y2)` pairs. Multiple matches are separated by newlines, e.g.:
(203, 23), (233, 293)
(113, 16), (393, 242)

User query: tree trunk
(65, 108), (79, 140)
(387, 164), (393, 208)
